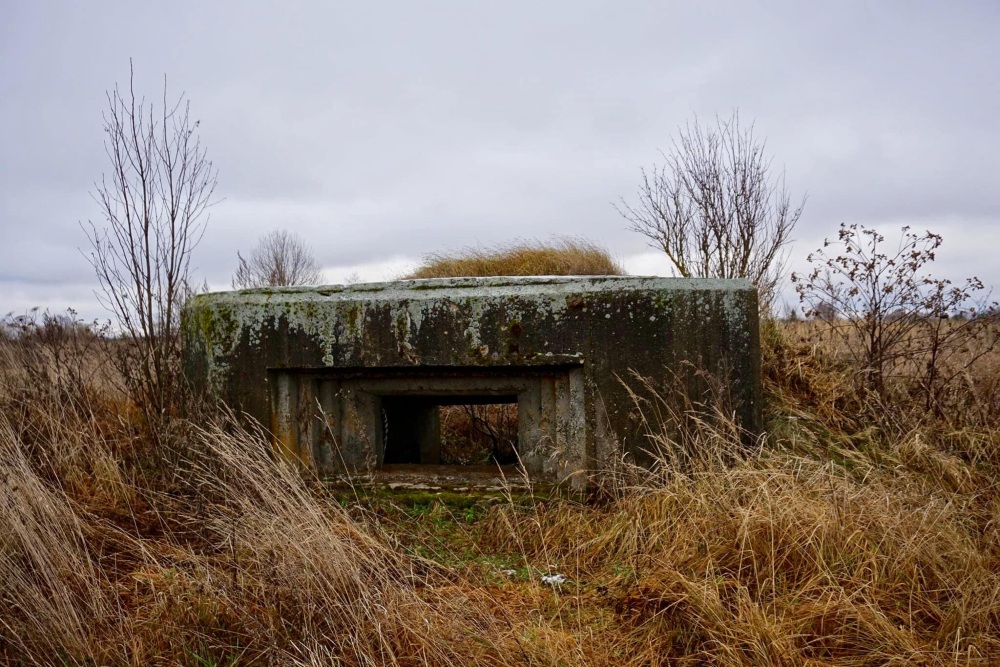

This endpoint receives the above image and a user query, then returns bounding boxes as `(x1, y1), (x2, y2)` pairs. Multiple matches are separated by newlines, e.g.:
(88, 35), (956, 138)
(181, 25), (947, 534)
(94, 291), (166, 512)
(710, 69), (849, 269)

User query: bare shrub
(618, 110), (803, 313)
(407, 236), (624, 279)
(83, 63), (217, 429)
(0, 308), (107, 402)
(232, 229), (324, 288)
(793, 223), (998, 413)
(440, 403), (518, 465)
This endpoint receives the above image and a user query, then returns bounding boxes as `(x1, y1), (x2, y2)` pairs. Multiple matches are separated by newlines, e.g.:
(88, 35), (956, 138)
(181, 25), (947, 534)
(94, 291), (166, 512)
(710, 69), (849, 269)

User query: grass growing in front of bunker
(4, 315), (1000, 665)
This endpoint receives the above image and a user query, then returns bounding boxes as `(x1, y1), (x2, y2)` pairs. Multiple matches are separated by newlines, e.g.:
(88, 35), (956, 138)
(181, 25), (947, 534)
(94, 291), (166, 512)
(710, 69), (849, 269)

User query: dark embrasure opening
(381, 395), (518, 466)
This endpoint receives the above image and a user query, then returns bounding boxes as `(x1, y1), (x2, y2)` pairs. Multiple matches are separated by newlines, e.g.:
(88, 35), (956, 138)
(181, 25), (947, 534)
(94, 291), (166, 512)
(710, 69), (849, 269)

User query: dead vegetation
(439, 404), (519, 465)
(3, 309), (1000, 665)
(0, 323), (525, 665)
(406, 237), (624, 279)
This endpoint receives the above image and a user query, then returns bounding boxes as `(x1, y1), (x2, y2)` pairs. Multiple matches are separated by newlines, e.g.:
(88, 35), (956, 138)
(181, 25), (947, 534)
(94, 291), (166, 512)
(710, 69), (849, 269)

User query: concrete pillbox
(182, 276), (761, 490)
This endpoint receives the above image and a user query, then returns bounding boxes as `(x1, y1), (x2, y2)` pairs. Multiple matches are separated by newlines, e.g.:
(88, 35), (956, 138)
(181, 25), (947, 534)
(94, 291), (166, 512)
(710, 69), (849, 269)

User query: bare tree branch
(232, 230), (323, 288)
(618, 110), (804, 313)
(83, 62), (217, 429)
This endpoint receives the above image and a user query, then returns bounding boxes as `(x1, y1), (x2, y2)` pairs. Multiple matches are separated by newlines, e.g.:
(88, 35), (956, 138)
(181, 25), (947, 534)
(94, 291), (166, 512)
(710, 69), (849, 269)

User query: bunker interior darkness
(381, 395), (519, 465)
(182, 276), (761, 490)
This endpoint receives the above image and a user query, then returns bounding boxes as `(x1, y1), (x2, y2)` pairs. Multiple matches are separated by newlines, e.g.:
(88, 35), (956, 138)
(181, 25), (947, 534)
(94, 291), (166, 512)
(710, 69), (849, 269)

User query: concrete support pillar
(340, 389), (382, 469)
(270, 372), (301, 465)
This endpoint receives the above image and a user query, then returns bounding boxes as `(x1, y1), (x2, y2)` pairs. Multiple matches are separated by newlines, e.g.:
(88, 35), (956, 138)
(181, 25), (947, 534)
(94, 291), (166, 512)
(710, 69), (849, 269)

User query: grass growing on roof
(406, 237), (625, 279)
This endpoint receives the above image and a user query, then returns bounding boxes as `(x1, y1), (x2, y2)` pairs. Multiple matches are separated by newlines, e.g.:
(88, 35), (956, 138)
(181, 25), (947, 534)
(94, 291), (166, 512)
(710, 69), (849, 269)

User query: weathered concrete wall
(182, 276), (760, 487)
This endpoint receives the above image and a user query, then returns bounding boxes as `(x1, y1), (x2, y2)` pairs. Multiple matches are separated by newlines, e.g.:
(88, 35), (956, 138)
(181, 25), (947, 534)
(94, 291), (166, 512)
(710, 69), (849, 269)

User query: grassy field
(2, 315), (1000, 666)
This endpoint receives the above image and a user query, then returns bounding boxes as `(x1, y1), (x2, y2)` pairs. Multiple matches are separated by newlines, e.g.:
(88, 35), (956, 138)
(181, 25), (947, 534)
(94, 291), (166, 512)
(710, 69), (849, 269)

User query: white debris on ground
(540, 573), (567, 587)
(501, 569), (517, 577)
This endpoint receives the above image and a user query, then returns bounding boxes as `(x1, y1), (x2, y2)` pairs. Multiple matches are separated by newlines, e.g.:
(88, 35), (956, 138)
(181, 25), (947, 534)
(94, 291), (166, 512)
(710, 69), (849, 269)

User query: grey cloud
(2, 0), (998, 322)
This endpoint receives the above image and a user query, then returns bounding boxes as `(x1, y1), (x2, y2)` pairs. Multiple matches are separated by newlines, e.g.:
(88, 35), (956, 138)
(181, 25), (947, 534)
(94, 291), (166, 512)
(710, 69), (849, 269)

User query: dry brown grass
(472, 329), (1000, 664)
(483, 453), (1000, 664)
(0, 334), (524, 666)
(406, 237), (625, 279)
(2, 316), (1000, 664)
(776, 318), (1000, 435)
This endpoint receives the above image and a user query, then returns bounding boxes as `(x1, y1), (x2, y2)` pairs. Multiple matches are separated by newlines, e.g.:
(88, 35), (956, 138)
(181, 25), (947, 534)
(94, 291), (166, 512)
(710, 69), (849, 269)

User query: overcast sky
(2, 0), (998, 320)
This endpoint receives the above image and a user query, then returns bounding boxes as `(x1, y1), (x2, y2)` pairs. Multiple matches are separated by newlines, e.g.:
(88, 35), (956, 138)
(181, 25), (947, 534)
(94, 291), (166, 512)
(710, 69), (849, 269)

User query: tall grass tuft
(407, 237), (625, 279)
(481, 331), (1000, 665)
(170, 422), (522, 664)
(0, 416), (114, 664)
